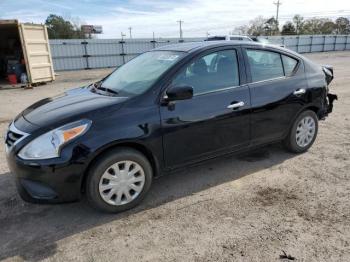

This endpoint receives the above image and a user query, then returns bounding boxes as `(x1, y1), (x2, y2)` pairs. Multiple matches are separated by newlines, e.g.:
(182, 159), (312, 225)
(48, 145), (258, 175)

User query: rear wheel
(86, 148), (153, 213)
(284, 110), (318, 153)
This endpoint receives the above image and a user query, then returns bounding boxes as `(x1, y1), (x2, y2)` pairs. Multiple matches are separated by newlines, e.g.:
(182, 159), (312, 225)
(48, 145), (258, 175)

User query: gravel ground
(0, 51), (349, 262)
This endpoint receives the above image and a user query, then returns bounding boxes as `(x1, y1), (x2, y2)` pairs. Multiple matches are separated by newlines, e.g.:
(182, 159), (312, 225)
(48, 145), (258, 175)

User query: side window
(282, 55), (298, 76)
(202, 53), (217, 73)
(230, 37), (243, 40)
(246, 49), (284, 82)
(172, 50), (239, 95)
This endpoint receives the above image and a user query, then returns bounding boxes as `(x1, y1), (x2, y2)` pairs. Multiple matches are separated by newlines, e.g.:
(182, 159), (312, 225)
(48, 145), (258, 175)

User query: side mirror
(165, 85), (193, 101)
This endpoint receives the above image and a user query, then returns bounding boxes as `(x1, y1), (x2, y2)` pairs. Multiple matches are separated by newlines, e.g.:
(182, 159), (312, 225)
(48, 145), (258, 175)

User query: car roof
(153, 41), (302, 59)
(154, 40), (269, 53)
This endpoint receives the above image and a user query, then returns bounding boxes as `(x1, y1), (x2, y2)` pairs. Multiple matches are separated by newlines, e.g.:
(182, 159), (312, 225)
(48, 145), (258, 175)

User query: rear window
(246, 49), (284, 82)
(282, 55), (298, 76)
(246, 49), (299, 82)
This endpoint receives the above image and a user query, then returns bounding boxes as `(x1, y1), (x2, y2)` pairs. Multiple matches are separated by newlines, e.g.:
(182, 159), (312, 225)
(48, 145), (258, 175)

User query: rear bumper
(326, 93), (337, 114)
(319, 93), (337, 119)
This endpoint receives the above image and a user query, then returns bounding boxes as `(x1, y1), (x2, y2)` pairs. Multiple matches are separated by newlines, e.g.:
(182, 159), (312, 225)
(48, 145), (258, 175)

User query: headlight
(18, 119), (92, 160)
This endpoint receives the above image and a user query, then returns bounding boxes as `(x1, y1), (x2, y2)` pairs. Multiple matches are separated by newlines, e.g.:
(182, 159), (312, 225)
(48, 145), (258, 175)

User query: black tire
(86, 147), (153, 213)
(283, 110), (318, 153)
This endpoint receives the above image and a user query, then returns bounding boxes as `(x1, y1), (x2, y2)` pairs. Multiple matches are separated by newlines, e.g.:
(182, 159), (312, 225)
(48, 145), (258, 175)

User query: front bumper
(4, 116), (98, 204)
(6, 150), (85, 203)
(4, 117), (93, 203)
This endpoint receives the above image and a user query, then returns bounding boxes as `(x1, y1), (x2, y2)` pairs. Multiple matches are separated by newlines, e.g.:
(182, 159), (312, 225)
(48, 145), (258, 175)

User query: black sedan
(5, 41), (336, 212)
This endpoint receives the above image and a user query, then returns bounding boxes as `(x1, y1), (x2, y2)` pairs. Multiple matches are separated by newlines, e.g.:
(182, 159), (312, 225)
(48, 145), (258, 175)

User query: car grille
(4, 122), (29, 150)
(5, 130), (24, 147)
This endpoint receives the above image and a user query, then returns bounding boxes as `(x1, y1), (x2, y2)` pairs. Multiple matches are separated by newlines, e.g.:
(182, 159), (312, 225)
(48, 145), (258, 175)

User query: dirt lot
(0, 51), (349, 262)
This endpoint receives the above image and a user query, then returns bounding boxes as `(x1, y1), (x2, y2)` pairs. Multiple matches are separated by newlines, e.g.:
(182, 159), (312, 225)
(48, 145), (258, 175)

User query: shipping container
(0, 19), (55, 87)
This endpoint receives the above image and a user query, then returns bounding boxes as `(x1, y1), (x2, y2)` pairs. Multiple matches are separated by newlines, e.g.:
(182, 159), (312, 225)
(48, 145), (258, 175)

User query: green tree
(301, 18), (321, 34)
(247, 16), (268, 36)
(45, 14), (86, 39)
(301, 18), (335, 34)
(321, 20), (336, 34)
(335, 17), (350, 34)
(292, 15), (304, 34)
(234, 25), (249, 35)
(264, 17), (279, 35)
(281, 21), (296, 35)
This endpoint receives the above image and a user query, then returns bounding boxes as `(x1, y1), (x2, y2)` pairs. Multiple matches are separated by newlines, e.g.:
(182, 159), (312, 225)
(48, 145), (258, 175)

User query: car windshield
(99, 51), (185, 97)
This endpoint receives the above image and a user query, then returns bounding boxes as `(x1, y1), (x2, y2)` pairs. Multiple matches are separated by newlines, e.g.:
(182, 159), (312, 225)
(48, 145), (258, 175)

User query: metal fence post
(119, 40), (126, 64)
(310, 35), (313, 53)
(82, 41), (90, 70)
(151, 40), (156, 49)
(296, 36), (300, 53)
(334, 35), (337, 51)
(322, 35), (326, 52)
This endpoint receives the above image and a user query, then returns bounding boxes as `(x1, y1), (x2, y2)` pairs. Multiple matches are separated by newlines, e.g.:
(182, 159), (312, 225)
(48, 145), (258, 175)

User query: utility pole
(121, 32), (126, 41)
(128, 27), (132, 39)
(177, 20), (184, 40)
(273, 0), (282, 24)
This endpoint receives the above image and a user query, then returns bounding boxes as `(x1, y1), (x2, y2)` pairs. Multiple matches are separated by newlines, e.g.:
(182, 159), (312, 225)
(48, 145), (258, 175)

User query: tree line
(44, 13), (350, 39)
(45, 14), (86, 39)
(235, 15), (350, 36)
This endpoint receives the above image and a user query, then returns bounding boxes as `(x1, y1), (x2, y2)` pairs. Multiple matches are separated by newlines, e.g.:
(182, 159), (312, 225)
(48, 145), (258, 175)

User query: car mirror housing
(166, 85), (193, 101)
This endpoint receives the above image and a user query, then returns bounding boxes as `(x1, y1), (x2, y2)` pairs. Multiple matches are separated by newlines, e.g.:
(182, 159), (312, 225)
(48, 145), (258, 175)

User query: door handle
(227, 101), (245, 109)
(293, 89), (306, 95)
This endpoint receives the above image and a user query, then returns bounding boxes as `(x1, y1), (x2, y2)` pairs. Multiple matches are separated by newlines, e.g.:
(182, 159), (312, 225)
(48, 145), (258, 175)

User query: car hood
(20, 87), (128, 127)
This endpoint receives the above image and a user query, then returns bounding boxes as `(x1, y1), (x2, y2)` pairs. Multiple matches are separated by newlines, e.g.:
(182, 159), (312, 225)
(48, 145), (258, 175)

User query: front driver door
(160, 48), (251, 169)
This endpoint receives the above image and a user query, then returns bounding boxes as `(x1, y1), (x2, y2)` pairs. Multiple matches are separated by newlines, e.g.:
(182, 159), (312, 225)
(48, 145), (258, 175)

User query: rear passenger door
(160, 47), (251, 168)
(243, 47), (307, 145)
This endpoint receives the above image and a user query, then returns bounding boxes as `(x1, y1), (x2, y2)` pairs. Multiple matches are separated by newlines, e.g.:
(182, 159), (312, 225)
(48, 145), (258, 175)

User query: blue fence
(50, 35), (350, 71)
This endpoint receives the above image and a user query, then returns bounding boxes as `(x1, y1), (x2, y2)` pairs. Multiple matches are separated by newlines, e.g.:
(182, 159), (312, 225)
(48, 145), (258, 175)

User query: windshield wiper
(89, 81), (118, 96)
(95, 86), (119, 95)
(87, 81), (101, 89)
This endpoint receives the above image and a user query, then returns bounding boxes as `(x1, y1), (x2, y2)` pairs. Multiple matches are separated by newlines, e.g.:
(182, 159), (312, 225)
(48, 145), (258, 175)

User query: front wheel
(284, 110), (318, 153)
(86, 148), (153, 213)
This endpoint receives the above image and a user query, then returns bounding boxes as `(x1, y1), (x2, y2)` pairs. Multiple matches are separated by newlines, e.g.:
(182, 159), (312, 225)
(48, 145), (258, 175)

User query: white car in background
(250, 36), (286, 48)
(206, 35), (286, 48)
(206, 35), (253, 41)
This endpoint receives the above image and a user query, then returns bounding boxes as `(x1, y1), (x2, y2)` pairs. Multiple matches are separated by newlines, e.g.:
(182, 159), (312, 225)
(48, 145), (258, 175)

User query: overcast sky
(1, 0), (350, 38)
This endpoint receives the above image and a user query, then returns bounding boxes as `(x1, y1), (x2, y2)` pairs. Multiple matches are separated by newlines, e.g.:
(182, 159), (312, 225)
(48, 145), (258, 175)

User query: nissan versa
(5, 41), (337, 213)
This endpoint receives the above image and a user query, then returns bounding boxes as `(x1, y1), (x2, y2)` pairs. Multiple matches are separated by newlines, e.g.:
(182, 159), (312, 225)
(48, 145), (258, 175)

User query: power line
(177, 20), (184, 39)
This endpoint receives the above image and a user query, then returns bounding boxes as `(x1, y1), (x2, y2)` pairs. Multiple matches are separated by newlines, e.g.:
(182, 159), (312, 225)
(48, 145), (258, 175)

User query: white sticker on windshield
(157, 54), (179, 61)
